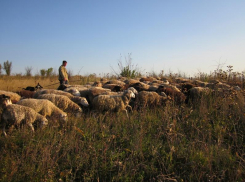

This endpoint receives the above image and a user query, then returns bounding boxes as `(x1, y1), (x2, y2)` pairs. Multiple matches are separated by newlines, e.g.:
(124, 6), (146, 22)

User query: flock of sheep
(0, 76), (242, 136)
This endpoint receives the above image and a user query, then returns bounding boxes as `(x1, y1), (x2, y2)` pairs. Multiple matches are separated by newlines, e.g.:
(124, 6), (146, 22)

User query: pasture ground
(0, 75), (245, 181)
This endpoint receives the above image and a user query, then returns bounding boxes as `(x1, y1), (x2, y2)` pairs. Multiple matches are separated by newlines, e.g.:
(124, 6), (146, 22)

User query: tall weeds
(0, 73), (245, 181)
(0, 89), (245, 181)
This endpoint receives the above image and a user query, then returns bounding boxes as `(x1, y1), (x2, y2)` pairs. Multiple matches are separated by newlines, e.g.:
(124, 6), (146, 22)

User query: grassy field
(0, 75), (245, 181)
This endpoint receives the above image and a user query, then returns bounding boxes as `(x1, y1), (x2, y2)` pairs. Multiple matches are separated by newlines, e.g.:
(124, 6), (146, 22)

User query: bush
(25, 67), (33, 76)
(112, 53), (141, 78)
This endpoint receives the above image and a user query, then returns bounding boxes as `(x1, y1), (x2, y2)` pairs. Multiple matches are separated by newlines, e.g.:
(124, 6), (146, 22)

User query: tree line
(0, 60), (12, 76)
(0, 60), (55, 77)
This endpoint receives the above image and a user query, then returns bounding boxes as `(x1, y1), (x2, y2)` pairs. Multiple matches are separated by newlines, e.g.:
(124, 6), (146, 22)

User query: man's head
(62, 60), (67, 66)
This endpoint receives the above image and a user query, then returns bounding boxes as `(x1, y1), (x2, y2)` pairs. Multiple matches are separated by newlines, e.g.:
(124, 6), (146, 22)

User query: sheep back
(1, 104), (48, 135)
(34, 89), (74, 99)
(0, 90), (21, 103)
(92, 90), (134, 113)
(17, 98), (67, 119)
(36, 94), (82, 114)
(136, 91), (167, 108)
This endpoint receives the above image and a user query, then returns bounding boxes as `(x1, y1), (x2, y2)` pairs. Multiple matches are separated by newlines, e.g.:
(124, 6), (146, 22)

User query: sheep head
(0, 94), (12, 107)
(77, 97), (89, 107)
(124, 90), (135, 99)
(40, 118), (48, 128)
(127, 87), (138, 95)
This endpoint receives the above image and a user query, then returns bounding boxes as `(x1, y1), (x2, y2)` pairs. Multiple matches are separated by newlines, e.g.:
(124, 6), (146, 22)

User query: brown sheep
(79, 87), (111, 106)
(129, 82), (150, 92)
(124, 79), (140, 85)
(139, 77), (156, 82)
(185, 87), (211, 104)
(105, 80), (126, 86)
(16, 90), (35, 98)
(181, 83), (195, 95)
(102, 84), (124, 92)
(156, 86), (186, 105)
(92, 81), (103, 87)
(135, 91), (168, 109)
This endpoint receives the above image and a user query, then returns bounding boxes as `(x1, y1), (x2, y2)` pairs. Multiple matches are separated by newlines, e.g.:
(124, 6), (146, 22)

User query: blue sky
(0, 0), (245, 77)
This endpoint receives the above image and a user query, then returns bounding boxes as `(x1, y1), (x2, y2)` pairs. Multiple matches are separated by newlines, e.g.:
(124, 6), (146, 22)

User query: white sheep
(70, 96), (89, 107)
(92, 90), (135, 118)
(65, 85), (89, 91)
(34, 89), (74, 98)
(63, 87), (80, 96)
(97, 88), (138, 113)
(36, 94), (83, 117)
(1, 104), (48, 136)
(17, 98), (68, 123)
(34, 89), (89, 107)
(0, 90), (21, 103)
(100, 87), (138, 96)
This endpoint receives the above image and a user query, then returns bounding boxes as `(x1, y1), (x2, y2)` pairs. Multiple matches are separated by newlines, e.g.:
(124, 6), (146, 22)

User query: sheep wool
(92, 90), (135, 117)
(34, 89), (89, 106)
(33, 89), (74, 98)
(186, 87), (211, 104)
(17, 98), (67, 122)
(135, 91), (168, 109)
(0, 90), (21, 103)
(79, 87), (111, 106)
(37, 94), (82, 117)
(70, 96), (89, 107)
(63, 87), (80, 96)
(1, 104), (48, 136)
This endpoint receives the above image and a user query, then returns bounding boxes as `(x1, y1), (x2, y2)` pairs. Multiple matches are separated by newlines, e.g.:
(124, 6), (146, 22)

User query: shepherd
(58, 60), (69, 85)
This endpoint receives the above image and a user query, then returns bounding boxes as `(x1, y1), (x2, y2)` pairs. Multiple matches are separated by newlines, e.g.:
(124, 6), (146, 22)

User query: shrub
(112, 53), (141, 78)
(25, 66), (33, 76)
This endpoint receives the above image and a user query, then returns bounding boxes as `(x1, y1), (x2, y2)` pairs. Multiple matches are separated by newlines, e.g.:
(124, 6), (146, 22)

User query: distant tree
(46, 68), (53, 77)
(0, 63), (2, 75)
(3, 60), (12, 76)
(25, 66), (33, 76)
(40, 69), (46, 77)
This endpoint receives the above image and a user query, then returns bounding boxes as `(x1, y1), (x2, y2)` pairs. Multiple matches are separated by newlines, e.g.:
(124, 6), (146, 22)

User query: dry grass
(0, 74), (245, 181)
(0, 75), (100, 92)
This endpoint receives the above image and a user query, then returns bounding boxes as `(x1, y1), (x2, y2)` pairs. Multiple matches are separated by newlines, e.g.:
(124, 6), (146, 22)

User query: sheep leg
(3, 124), (14, 136)
(124, 109), (129, 118)
(27, 123), (35, 133)
(126, 105), (133, 112)
(2, 125), (7, 136)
